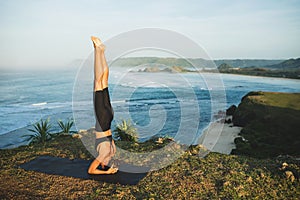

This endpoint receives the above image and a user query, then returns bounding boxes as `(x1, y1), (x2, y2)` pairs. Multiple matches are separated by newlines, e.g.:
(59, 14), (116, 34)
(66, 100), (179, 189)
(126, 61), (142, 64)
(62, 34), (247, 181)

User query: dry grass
(0, 135), (299, 199)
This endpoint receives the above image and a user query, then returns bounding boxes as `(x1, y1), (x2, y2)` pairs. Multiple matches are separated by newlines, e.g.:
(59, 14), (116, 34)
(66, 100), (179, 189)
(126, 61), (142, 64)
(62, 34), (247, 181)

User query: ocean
(1, 67), (299, 149)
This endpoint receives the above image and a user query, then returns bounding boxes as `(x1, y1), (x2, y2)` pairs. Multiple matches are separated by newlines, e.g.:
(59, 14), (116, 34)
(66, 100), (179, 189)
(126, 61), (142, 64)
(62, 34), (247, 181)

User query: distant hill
(113, 57), (193, 68)
(214, 59), (283, 68)
(217, 59), (300, 79)
(111, 57), (284, 69)
(264, 58), (300, 69)
(114, 57), (300, 79)
(137, 65), (191, 73)
(70, 57), (286, 69)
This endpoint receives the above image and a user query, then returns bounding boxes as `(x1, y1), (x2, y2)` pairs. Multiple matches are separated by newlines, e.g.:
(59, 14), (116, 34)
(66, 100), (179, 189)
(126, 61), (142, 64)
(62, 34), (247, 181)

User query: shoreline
(1, 116), (242, 156)
(218, 72), (300, 81)
(198, 117), (242, 155)
(134, 68), (300, 80)
(0, 126), (31, 149)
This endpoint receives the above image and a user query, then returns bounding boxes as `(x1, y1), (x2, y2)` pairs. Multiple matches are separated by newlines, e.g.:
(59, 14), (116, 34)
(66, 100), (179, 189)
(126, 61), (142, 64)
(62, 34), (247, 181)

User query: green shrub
(114, 119), (138, 142)
(57, 118), (74, 134)
(23, 118), (52, 145)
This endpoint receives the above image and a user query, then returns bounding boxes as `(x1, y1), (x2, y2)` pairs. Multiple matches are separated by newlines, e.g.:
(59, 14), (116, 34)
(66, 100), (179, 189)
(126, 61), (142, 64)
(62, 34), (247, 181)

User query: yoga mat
(20, 156), (149, 185)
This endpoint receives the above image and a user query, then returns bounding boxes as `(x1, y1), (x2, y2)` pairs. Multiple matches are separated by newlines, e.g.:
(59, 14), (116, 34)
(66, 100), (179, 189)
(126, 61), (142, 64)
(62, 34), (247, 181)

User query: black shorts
(94, 88), (114, 132)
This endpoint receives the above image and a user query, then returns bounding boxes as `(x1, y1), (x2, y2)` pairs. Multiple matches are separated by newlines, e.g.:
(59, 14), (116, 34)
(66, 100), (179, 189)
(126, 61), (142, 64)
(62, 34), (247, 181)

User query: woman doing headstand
(88, 36), (118, 175)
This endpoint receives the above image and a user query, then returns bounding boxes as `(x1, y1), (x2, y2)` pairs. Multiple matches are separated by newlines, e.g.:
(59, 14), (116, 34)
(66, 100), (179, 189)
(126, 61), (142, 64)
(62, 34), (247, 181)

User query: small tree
(23, 118), (52, 145)
(57, 118), (74, 134)
(114, 119), (138, 142)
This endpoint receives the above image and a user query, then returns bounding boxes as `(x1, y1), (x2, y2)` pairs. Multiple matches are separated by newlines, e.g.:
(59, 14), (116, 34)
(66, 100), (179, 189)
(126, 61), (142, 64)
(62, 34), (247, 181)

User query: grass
(246, 91), (300, 110)
(0, 134), (299, 199)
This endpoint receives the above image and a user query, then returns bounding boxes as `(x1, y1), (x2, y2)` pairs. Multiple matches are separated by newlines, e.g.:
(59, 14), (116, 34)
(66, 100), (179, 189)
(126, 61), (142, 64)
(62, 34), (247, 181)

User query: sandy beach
(198, 117), (242, 155)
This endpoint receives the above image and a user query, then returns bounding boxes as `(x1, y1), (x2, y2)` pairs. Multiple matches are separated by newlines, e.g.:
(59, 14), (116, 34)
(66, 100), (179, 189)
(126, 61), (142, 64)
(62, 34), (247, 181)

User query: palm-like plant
(23, 118), (52, 145)
(57, 118), (74, 134)
(114, 119), (138, 142)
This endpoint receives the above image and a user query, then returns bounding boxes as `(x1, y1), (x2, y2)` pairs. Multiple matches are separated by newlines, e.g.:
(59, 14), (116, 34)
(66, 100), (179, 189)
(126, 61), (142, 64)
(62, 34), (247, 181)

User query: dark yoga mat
(20, 156), (149, 185)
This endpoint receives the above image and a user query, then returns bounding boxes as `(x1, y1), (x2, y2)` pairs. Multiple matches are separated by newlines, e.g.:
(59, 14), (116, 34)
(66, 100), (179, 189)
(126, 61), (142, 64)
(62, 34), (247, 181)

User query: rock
(279, 163), (296, 183)
(285, 171), (295, 183)
(279, 162), (289, 170)
(225, 118), (232, 124)
(156, 137), (163, 144)
(144, 66), (160, 72)
(78, 129), (87, 134)
(246, 176), (253, 183)
(226, 105), (237, 116)
(72, 134), (82, 139)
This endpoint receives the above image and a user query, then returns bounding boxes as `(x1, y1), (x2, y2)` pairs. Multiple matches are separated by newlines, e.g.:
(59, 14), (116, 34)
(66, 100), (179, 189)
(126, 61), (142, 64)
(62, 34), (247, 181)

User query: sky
(0, 0), (300, 70)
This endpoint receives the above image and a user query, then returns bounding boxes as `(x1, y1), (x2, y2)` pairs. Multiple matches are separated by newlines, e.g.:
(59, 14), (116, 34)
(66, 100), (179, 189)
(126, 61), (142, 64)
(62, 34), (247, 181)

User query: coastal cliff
(231, 91), (300, 158)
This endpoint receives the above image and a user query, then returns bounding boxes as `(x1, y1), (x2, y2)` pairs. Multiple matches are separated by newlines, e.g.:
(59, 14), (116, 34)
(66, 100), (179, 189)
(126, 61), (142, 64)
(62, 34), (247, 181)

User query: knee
(94, 79), (103, 91)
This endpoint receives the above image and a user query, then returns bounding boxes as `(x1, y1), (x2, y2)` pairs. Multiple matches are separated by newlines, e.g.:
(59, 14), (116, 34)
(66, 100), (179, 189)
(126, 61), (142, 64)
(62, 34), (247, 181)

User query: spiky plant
(23, 118), (52, 145)
(114, 119), (138, 142)
(57, 118), (74, 134)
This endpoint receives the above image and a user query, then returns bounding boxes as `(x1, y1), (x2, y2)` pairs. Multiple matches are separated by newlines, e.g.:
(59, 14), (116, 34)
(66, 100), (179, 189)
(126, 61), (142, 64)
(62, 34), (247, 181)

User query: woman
(88, 36), (118, 175)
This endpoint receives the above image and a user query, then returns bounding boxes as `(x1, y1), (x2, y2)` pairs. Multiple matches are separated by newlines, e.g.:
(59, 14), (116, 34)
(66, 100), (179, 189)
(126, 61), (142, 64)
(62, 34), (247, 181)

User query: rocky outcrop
(232, 92), (265, 126)
(138, 66), (189, 73)
(226, 105), (237, 116)
(231, 91), (300, 158)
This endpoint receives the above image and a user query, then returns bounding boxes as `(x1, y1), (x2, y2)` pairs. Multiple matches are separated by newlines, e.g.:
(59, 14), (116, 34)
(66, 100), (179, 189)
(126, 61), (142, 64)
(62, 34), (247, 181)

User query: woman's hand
(106, 166), (118, 174)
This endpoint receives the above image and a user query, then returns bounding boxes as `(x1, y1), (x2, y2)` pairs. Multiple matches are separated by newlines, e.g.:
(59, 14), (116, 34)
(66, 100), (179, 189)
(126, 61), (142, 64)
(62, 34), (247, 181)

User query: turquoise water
(1, 68), (299, 148)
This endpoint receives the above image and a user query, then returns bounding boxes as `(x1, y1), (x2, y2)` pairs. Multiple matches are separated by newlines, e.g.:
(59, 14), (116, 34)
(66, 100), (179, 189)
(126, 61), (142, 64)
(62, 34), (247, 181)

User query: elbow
(88, 167), (94, 175)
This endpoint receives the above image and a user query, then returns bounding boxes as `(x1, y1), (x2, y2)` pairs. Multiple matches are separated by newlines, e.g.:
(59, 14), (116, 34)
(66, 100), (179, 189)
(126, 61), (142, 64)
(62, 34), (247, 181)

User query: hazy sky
(1, 0), (300, 69)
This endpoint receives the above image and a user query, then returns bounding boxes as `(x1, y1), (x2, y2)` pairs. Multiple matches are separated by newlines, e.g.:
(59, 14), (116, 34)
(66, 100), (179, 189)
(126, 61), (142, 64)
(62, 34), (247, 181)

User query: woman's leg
(101, 50), (109, 89)
(91, 36), (106, 91)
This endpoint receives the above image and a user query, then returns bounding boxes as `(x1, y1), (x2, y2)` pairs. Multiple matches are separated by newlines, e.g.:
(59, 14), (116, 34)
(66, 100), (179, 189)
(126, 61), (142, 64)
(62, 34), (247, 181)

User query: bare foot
(91, 36), (106, 51)
(91, 36), (102, 46)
